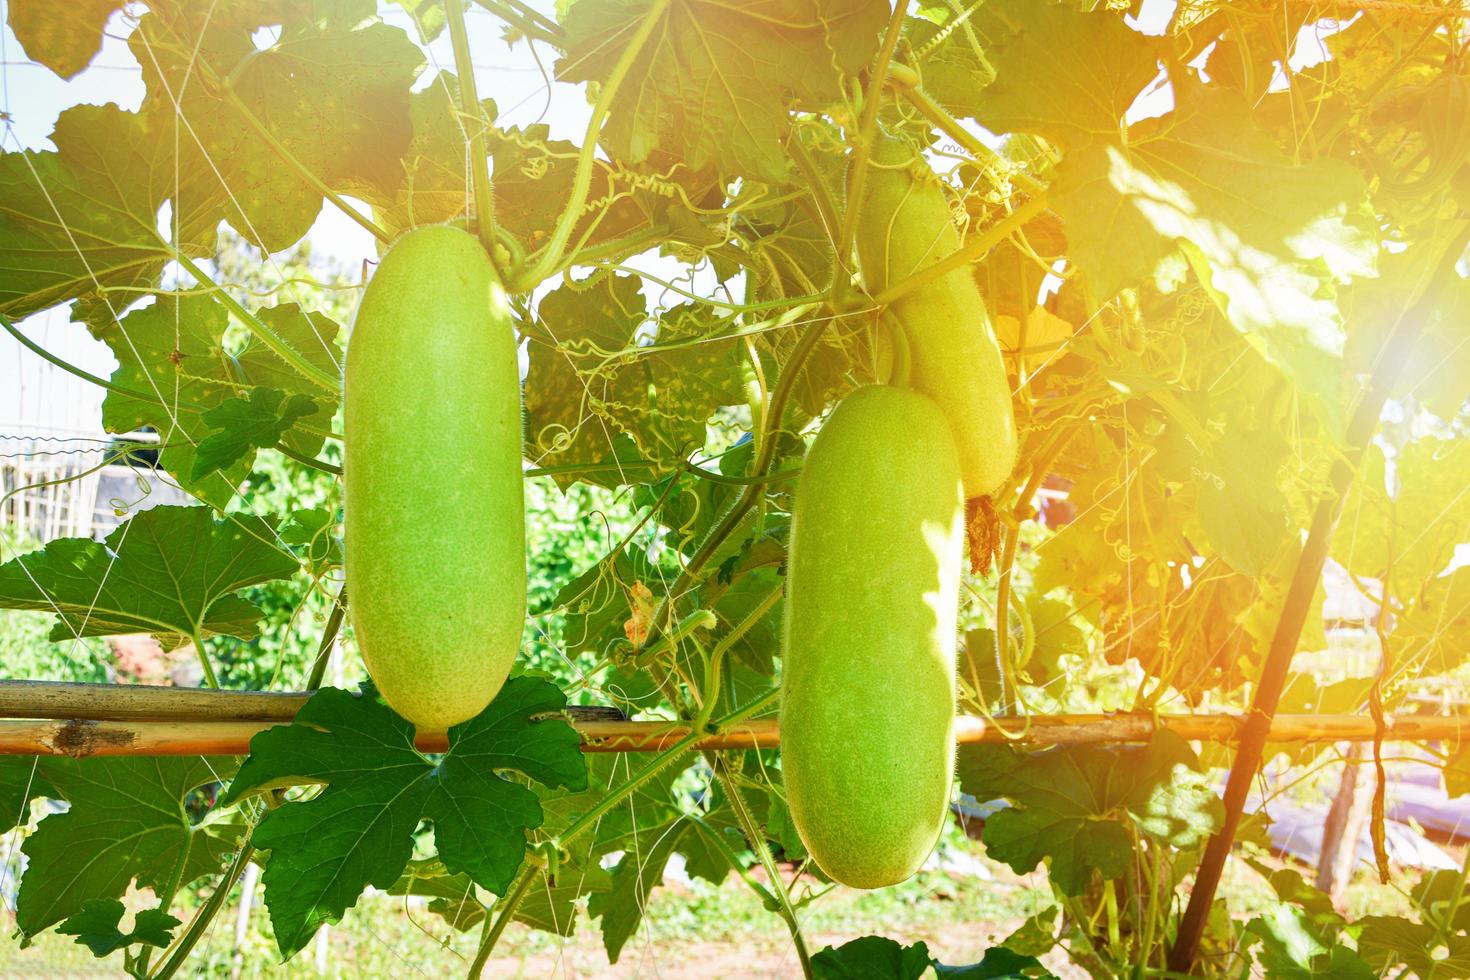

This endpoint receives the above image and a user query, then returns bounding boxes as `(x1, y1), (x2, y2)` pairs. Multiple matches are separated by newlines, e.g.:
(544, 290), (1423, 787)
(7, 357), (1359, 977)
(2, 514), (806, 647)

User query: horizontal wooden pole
(0, 680), (313, 722)
(0, 679), (1463, 757)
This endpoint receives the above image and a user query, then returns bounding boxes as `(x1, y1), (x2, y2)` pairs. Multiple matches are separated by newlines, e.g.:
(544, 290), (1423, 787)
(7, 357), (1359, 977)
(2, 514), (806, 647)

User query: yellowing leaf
(1051, 84), (1375, 428)
(559, 0), (887, 179)
(973, 1), (1160, 150)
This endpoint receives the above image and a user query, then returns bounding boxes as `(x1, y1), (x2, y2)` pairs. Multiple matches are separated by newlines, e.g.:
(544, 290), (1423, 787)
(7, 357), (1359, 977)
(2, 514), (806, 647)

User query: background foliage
(3, 0), (1470, 977)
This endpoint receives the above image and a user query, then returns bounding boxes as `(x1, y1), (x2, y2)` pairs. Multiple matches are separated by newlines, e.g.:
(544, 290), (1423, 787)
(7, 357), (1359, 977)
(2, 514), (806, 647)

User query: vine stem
(835, 0), (912, 305)
(150, 837), (257, 979)
(305, 587), (348, 690)
(190, 628), (219, 690)
(511, 0), (671, 291)
(217, 85), (391, 247)
(992, 429), (1074, 713)
(889, 65), (1047, 197)
(469, 0), (565, 49)
(166, 248), (341, 392)
(150, 587), (350, 979)
(643, 314), (832, 645)
(709, 754), (813, 979)
(1, 312), (153, 402)
(1168, 218), (1470, 973)
(872, 194), (1048, 308)
(445, 0), (499, 261)
(465, 688), (781, 977)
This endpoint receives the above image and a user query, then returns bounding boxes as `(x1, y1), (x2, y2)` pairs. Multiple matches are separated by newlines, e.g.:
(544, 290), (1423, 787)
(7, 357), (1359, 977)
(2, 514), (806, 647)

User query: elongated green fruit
(854, 135), (1018, 499)
(780, 385), (965, 888)
(344, 225), (525, 730)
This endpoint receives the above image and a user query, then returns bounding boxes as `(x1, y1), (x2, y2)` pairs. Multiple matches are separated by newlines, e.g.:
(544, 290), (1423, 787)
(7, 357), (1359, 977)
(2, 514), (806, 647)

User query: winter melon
(780, 385), (965, 888)
(344, 225), (525, 730)
(854, 135), (1017, 499)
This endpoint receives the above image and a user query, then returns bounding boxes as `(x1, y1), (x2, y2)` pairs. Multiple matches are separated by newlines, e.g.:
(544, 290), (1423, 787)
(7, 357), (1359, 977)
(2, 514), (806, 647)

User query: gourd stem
(444, 0), (500, 262)
(872, 195), (1048, 308)
(835, 0), (912, 305)
(166, 248), (340, 392)
(511, 0), (671, 291)
(469, 0), (565, 49)
(305, 587), (348, 690)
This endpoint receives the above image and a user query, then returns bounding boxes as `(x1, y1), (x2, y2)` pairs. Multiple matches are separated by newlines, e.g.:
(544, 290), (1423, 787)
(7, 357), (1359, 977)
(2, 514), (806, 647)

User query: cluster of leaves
(4, 0), (1470, 977)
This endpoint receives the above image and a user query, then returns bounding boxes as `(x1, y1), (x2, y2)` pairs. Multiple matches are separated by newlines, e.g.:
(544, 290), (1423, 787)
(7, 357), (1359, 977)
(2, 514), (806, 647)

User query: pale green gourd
(854, 135), (1018, 499)
(780, 385), (965, 888)
(344, 225), (525, 730)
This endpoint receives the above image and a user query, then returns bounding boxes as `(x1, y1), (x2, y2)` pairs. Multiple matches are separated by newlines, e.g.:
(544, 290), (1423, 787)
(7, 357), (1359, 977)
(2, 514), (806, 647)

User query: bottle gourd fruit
(854, 135), (1017, 499)
(780, 385), (965, 888)
(344, 225), (525, 731)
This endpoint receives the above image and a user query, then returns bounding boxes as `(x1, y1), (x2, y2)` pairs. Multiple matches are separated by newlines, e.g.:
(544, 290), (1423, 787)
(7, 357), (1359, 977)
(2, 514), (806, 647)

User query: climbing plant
(3, 1), (1470, 977)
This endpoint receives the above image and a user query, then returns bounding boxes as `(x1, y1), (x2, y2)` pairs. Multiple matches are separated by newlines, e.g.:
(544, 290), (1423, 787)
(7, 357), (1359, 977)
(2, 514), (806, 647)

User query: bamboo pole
(0, 683), (1466, 759)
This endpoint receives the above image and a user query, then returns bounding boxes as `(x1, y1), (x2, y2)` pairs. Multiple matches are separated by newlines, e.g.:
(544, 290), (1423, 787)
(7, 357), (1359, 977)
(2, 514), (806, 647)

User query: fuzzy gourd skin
(854, 136), (1018, 499)
(780, 385), (965, 889)
(344, 225), (525, 731)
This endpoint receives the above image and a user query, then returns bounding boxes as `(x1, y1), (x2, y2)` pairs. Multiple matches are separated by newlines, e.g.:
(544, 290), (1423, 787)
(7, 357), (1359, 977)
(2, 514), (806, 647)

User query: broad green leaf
(362, 72), (497, 237)
(1050, 84), (1375, 425)
(525, 275), (746, 473)
(558, 0), (887, 179)
(571, 752), (715, 958)
(734, 120), (844, 302)
(706, 566), (783, 676)
(222, 678), (586, 958)
(132, 11), (420, 252)
(489, 121), (654, 254)
(555, 548), (670, 667)
(810, 936), (933, 979)
(0, 756), (55, 834)
(57, 900), (180, 957)
(0, 506), (298, 650)
(904, 13), (996, 122)
(935, 947), (1056, 979)
(1246, 859), (1346, 943)
(973, 1), (1159, 150)
(1412, 870), (1470, 936)
(14, 756), (239, 941)
(1246, 905), (1376, 979)
(515, 858), (614, 937)
(589, 821), (692, 963)
(1391, 566), (1470, 680)
(1334, 437), (1470, 597)
(192, 389), (319, 480)
(386, 863), (486, 932)
(1196, 420), (1291, 576)
(524, 273), (654, 470)
(96, 296), (340, 504)
(234, 305), (344, 431)
(956, 732), (1221, 894)
(1001, 906), (1058, 958)
(1022, 592), (1086, 686)
(976, 805), (1133, 898)
(1356, 915), (1470, 978)
(390, 0), (450, 41)
(0, 105), (218, 321)
(279, 508), (343, 578)
(6, 0), (126, 79)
